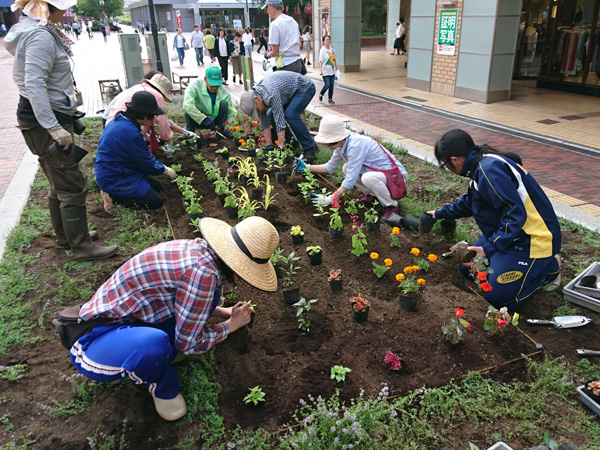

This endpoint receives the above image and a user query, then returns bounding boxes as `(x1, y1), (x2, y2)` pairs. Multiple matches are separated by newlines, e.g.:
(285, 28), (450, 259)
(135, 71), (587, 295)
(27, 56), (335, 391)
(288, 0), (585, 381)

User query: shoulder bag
(52, 304), (114, 350)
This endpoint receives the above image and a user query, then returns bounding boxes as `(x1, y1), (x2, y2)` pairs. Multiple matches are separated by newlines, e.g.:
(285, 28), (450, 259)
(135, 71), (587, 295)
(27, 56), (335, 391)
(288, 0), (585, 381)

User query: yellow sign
(496, 271), (523, 284)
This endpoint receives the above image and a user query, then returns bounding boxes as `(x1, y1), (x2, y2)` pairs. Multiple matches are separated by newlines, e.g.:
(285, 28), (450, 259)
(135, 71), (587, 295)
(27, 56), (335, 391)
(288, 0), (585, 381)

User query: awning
(196, 0), (261, 9)
(0, 0), (15, 8)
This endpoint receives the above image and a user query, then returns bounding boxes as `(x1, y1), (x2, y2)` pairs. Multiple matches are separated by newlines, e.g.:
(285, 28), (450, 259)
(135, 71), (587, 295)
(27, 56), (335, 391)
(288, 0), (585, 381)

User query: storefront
(515, 0), (600, 97)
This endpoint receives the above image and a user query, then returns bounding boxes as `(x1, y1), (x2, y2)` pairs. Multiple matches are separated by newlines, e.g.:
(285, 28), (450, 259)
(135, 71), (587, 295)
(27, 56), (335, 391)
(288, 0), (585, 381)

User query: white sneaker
(544, 254), (562, 292)
(152, 392), (187, 421)
(100, 190), (116, 214)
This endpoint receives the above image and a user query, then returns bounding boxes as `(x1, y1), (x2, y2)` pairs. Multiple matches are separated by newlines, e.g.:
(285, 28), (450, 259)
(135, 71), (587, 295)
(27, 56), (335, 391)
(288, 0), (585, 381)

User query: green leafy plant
(216, 146), (229, 155)
(306, 246), (322, 256)
(170, 164), (182, 173)
(330, 365), (352, 383)
(364, 201), (380, 223)
(350, 227), (368, 257)
(370, 252), (392, 278)
(243, 386), (266, 405)
(261, 175), (277, 210)
(290, 225), (304, 236)
(389, 226), (402, 248)
(441, 308), (473, 344)
(185, 200), (203, 215)
(0, 363), (27, 382)
(483, 306), (519, 334)
(293, 297), (318, 333)
(223, 194), (237, 208)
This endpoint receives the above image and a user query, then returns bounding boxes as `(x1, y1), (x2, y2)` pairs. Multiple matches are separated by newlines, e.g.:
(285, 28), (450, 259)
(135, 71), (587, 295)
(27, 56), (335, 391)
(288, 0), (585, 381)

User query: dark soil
(1, 133), (599, 449)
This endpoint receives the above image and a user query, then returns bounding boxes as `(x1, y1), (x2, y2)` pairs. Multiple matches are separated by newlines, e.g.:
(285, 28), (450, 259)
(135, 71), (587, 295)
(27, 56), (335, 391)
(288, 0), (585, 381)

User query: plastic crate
(487, 443), (514, 450)
(573, 262), (600, 300)
(563, 262), (600, 314)
(577, 385), (600, 418)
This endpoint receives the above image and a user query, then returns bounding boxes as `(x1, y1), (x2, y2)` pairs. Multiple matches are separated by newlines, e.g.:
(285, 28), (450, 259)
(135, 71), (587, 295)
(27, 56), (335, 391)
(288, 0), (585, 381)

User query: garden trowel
(576, 349), (600, 356)
(526, 316), (591, 328)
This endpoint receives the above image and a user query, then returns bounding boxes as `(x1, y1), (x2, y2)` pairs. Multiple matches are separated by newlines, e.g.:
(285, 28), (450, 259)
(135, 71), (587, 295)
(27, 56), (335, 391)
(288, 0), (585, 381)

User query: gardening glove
(185, 130), (199, 139)
(294, 158), (308, 172)
(164, 166), (176, 180)
(48, 126), (73, 149)
(310, 193), (333, 207)
(201, 117), (217, 131)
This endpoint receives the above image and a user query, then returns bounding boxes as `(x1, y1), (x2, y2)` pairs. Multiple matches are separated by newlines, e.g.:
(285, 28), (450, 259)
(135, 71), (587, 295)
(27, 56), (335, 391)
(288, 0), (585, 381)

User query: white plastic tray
(577, 385), (600, 417)
(563, 262), (600, 314)
(487, 442), (514, 450)
(573, 262), (600, 300)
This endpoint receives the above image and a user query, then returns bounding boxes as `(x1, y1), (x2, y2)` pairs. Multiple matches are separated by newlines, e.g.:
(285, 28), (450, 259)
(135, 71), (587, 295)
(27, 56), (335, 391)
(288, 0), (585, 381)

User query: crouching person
(67, 216), (279, 421)
(295, 115), (408, 223)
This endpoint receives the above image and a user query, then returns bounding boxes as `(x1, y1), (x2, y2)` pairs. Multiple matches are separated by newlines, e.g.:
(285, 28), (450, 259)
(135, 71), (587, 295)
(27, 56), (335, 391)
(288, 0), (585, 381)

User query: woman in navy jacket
(426, 129), (562, 310)
(95, 91), (176, 210)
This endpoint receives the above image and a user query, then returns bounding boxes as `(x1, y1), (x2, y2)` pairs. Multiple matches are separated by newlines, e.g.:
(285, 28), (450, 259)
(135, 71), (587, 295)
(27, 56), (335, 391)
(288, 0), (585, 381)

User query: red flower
(244, 116), (248, 120)
(477, 272), (487, 281)
(455, 308), (466, 318)
(480, 282), (493, 292)
(467, 323), (474, 332)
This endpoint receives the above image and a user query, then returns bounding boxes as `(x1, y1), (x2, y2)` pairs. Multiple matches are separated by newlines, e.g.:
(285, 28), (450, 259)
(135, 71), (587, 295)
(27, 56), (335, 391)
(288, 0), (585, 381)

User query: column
(387, 0), (401, 50)
(405, 0), (436, 92)
(331, 0), (361, 72)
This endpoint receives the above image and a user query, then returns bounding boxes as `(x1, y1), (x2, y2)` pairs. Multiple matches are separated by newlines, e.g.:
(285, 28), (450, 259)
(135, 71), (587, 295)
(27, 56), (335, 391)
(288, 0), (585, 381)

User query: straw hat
(199, 216), (279, 292)
(314, 115), (351, 144)
(145, 74), (173, 103)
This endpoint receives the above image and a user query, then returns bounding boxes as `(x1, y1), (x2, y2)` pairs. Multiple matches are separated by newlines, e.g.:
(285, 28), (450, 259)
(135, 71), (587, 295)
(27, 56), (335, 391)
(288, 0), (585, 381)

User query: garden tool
(289, 158), (300, 183)
(526, 316), (592, 329)
(576, 349), (600, 356)
(214, 129), (228, 140)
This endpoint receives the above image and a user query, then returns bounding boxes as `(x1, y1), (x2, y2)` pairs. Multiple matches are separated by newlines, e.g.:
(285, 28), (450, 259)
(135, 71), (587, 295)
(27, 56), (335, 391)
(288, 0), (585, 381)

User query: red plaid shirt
(80, 239), (228, 354)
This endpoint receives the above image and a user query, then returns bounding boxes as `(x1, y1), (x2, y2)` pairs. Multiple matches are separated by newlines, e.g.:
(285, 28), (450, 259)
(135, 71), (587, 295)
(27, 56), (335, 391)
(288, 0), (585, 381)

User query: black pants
(184, 100), (229, 132)
(217, 56), (229, 81)
(111, 175), (163, 209)
(257, 38), (267, 53)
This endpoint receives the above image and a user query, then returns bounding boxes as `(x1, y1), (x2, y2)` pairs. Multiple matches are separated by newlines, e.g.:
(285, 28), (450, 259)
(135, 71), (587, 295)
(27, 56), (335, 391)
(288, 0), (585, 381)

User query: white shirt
(319, 46), (336, 76)
(218, 37), (228, 55)
(396, 23), (405, 39)
(190, 30), (204, 48)
(268, 14), (301, 66)
(242, 32), (253, 48)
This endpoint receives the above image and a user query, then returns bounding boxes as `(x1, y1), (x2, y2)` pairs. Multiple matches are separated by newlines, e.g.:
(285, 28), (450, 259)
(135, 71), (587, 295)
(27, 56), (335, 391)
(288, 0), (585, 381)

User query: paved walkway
(1, 29), (600, 259)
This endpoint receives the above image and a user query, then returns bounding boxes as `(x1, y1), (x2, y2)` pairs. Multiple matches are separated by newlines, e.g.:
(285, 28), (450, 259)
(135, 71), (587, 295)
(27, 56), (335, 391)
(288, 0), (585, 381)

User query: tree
(75, 0), (123, 19)
(362, 0), (386, 34)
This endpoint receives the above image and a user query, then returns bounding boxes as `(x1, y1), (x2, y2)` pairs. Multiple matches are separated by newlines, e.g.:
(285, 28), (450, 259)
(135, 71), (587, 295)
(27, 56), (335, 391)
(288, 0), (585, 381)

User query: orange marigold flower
(370, 252), (379, 260)
(228, 127), (233, 131)
(403, 266), (413, 274)
(427, 254), (437, 262)
(417, 278), (426, 285)
(395, 273), (405, 282)
(239, 139), (244, 144)
(384, 258), (392, 267)
(410, 248), (420, 256)
(235, 125), (240, 131)
(392, 227), (400, 235)
(274, 140), (278, 145)
(477, 272), (487, 281)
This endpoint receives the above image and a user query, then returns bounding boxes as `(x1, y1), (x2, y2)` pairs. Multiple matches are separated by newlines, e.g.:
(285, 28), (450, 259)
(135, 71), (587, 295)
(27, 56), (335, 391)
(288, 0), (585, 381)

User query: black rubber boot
(61, 206), (119, 261)
(49, 195), (98, 247)
(303, 146), (317, 164)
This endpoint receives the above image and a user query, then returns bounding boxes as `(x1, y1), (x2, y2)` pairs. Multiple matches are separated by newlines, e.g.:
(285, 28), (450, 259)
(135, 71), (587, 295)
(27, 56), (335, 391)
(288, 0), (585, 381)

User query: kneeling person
(68, 217), (279, 421)
(183, 66), (236, 136)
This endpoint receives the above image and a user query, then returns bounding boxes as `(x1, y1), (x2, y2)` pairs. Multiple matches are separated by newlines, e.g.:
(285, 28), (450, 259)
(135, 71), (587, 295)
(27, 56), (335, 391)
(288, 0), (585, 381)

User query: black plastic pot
(307, 250), (322, 266)
(240, 175), (249, 186)
(276, 172), (288, 184)
(418, 212), (437, 233)
(329, 225), (344, 239)
(581, 276), (598, 288)
(217, 193), (228, 206)
(187, 213), (202, 222)
(353, 307), (369, 322)
(227, 158), (235, 167)
(225, 206), (238, 219)
(274, 264), (284, 279)
(291, 234), (304, 245)
(256, 157), (267, 167)
(366, 220), (380, 232)
(401, 214), (419, 230)
(220, 151), (230, 160)
(250, 187), (263, 200)
(248, 148), (256, 157)
(281, 279), (300, 305)
(399, 293), (419, 312)
(283, 156), (293, 165)
(584, 381), (600, 404)
(440, 218), (457, 236)
(329, 274), (343, 293)
(195, 139), (203, 153)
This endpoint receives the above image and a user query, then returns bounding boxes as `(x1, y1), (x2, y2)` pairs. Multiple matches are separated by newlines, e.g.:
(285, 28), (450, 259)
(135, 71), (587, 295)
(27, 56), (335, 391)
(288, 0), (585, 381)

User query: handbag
(52, 304), (114, 350)
(364, 144), (407, 200)
(184, 42), (190, 51)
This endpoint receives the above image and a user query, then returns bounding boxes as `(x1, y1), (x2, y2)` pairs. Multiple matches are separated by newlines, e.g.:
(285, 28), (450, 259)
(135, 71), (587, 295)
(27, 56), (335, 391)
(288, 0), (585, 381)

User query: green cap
(205, 66), (223, 87)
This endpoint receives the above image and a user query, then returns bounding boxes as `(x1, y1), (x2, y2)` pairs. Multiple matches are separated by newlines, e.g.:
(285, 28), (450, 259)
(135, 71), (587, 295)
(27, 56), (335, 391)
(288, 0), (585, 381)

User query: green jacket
(183, 79), (236, 126)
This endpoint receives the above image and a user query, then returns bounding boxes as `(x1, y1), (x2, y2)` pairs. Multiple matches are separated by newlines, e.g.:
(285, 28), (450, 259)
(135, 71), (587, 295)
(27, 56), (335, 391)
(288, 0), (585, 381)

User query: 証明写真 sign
(437, 9), (457, 56)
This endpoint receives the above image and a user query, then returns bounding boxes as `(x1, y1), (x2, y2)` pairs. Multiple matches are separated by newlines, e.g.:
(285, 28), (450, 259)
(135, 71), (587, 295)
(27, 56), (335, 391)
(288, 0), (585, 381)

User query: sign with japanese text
(176, 10), (182, 30)
(437, 9), (457, 55)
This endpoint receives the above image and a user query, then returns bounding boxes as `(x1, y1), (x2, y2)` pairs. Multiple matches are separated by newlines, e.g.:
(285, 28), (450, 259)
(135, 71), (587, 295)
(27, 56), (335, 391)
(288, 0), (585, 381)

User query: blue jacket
(435, 150), (561, 259)
(95, 114), (166, 198)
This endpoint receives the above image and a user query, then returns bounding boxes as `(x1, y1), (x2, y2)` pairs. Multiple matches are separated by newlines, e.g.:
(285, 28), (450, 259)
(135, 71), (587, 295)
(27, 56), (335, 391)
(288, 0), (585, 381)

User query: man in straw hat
(239, 70), (317, 163)
(183, 65), (236, 137)
(295, 115), (408, 223)
(95, 91), (178, 212)
(68, 216), (280, 421)
(5, 0), (119, 261)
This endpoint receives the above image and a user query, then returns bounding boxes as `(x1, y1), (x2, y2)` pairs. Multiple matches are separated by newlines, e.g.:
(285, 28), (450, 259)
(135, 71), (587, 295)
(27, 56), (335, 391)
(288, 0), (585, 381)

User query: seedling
(330, 365), (351, 383)
(306, 246), (322, 256)
(243, 386), (266, 405)
(292, 297), (318, 333)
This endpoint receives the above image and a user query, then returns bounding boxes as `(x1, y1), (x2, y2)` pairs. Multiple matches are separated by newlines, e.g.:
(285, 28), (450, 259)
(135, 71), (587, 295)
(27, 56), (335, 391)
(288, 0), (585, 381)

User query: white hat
(314, 115), (351, 144)
(144, 73), (173, 103)
(47, 0), (78, 10)
(239, 90), (259, 121)
(199, 216), (279, 292)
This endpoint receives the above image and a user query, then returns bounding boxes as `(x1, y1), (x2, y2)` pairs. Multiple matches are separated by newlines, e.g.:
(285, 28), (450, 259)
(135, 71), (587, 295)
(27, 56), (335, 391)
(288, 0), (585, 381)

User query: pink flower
(384, 351), (405, 371)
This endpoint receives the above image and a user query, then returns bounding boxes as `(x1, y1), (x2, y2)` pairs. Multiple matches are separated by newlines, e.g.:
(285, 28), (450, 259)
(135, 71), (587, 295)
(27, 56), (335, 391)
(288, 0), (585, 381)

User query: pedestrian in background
(391, 18), (406, 55)
(231, 32), (245, 85)
(242, 27), (253, 58)
(100, 23), (107, 42)
(0, 23), (6, 37)
(4, 0), (118, 261)
(214, 28), (231, 85)
(257, 25), (267, 53)
(190, 24), (204, 66)
(318, 35), (336, 104)
(86, 22), (93, 39)
(173, 28), (186, 67)
(204, 29), (215, 63)
(264, 0), (304, 74)
(301, 25), (312, 66)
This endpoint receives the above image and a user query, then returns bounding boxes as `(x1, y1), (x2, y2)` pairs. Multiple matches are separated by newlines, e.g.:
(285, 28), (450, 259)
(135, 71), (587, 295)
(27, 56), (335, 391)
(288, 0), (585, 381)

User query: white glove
(310, 193), (333, 207)
(48, 126), (73, 149)
(186, 130), (199, 139)
(164, 166), (176, 180)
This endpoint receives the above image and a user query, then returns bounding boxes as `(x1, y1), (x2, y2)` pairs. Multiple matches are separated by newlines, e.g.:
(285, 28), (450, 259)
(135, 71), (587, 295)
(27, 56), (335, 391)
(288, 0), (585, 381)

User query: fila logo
(518, 261), (528, 266)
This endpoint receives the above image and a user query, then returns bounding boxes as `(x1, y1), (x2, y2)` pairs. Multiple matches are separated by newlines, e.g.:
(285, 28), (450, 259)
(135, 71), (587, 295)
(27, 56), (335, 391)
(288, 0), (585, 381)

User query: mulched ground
(1, 132), (598, 449)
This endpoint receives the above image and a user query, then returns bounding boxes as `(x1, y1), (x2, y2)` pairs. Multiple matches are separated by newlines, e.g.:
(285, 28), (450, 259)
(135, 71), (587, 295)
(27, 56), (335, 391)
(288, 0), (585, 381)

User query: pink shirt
(106, 82), (173, 142)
